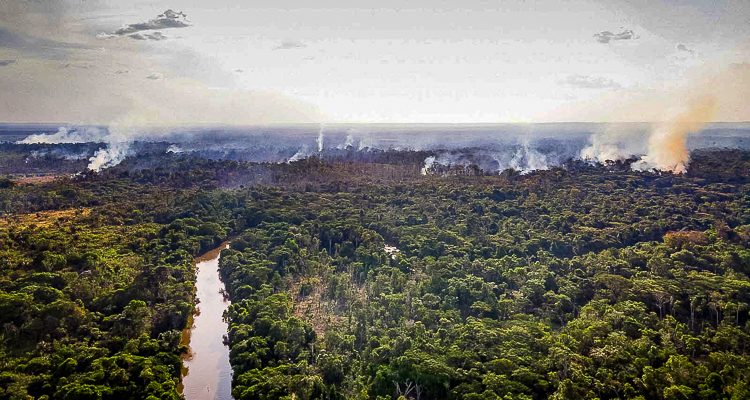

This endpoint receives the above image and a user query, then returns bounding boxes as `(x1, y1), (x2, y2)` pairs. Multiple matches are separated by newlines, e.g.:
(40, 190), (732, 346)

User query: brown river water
(181, 244), (233, 400)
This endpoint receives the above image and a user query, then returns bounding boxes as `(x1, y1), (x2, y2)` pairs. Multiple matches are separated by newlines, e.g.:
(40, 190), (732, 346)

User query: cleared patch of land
(0, 207), (91, 229)
(11, 174), (65, 185)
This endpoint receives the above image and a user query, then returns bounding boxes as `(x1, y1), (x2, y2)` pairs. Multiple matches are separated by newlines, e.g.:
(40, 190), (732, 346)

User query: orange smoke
(634, 97), (717, 173)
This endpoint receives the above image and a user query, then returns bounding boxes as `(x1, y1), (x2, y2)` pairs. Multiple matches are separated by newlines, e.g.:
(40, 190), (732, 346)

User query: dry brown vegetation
(0, 207), (90, 229)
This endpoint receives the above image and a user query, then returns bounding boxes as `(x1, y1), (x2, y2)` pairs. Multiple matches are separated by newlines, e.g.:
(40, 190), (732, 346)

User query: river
(181, 244), (233, 400)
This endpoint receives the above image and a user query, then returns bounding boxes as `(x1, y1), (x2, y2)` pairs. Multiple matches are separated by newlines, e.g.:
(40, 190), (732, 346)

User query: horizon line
(2, 121), (750, 127)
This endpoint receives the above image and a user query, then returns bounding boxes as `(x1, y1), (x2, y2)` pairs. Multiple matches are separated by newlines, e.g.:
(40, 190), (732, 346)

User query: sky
(0, 0), (748, 124)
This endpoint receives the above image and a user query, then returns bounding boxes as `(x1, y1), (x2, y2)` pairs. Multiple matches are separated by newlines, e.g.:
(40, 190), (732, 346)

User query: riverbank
(179, 242), (233, 400)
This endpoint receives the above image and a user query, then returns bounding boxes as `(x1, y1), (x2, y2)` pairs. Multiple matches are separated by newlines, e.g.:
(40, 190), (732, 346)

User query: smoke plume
(333, 131), (357, 150)
(632, 97), (717, 173)
(88, 142), (131, 171)
(510, 140), (549, 172)
(19, 127), (107, 144)
(166, 144), (184, 154)
(580, 124), (648, 164)
(420, 156), (436, 175)
(316, 124), (325, 152)
(288, 145), (312, 163)
(17, 126), (124, 171)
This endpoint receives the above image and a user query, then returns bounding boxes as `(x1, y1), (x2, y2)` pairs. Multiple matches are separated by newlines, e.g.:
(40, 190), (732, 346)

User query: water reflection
(182, 244), (233, 400)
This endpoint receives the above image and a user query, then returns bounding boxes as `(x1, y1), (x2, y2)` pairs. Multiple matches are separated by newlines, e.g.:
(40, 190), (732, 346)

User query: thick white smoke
(83, 122), (143, 171)
(18, 123), (151, 171)
(17, 126), (125, 171)
(166, 144), (184, 154)
(288, 145), (312, 163)
(420, 156), (436, 175)
(420, 139), (555, 175)
(87, 142), (131, 171)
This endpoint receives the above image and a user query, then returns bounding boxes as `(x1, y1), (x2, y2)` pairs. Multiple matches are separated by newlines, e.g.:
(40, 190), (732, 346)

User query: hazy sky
(0, 0), (748, 124)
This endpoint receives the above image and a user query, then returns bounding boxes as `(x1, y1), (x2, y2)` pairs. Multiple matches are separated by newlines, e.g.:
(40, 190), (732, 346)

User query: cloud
(562, 74), (621, 89)
(106, 9), (189, 37)
(0, 4), (323, 127)
(274, 40), (306, 50)
(0, 59), (16, 66)
(593, 29), (637, 43)
(676, 43), (695, 55)
(0, 27), (91, 59)
(0, 57), (324, 125)
(128, 32), (168, 41)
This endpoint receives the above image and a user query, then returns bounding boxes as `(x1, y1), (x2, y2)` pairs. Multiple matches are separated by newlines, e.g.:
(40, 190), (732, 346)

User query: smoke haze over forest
(4, 122), (750, 173)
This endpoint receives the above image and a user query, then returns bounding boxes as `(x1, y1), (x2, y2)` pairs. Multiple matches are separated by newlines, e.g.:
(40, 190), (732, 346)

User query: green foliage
(215, 155), (750, 399)
(1, 149), (749, 399)
(0, 180), (238, 398)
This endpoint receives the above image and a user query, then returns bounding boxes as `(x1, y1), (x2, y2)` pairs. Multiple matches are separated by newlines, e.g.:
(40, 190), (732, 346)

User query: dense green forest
(1, 149), (749, 399)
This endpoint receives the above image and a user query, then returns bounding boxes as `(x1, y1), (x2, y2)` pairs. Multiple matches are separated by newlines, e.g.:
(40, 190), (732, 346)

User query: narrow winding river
(182, 244), (233, 400)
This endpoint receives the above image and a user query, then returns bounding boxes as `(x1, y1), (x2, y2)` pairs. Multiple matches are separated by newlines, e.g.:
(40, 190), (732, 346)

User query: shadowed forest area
(0, 149), (749, 399)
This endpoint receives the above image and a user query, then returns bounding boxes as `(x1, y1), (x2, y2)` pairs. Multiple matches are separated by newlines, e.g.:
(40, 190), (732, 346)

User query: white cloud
(111, 9), (189, 36)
